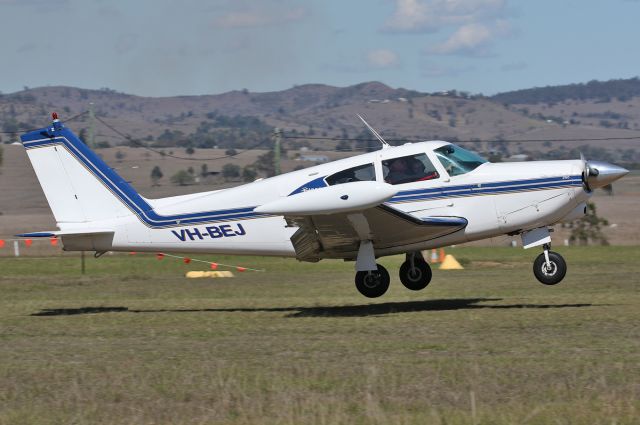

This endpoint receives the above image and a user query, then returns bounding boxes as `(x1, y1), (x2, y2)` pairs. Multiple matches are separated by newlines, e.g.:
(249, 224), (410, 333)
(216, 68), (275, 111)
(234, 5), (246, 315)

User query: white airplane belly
(113, 216), (297, 256)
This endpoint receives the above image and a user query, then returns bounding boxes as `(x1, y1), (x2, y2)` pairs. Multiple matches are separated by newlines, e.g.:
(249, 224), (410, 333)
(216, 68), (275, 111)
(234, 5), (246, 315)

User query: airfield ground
(0, 246), (638, 424)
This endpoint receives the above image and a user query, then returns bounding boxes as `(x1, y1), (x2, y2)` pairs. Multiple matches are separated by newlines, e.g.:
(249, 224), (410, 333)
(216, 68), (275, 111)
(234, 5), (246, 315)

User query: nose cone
(586, 161), (629, 189)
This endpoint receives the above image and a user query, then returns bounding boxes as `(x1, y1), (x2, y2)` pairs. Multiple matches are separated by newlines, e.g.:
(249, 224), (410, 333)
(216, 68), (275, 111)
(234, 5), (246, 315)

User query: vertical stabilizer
(20, 115), (145, 225)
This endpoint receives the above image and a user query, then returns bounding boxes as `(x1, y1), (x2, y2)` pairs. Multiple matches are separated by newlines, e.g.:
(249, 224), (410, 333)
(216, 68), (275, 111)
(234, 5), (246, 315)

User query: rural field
(0, 246), (639, 425)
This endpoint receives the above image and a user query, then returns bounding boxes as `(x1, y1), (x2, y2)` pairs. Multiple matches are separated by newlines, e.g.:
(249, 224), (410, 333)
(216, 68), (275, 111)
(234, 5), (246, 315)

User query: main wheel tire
(355, 264), (390, 298)
(399, 259), (432, 291)
(533, 251), (567, 285)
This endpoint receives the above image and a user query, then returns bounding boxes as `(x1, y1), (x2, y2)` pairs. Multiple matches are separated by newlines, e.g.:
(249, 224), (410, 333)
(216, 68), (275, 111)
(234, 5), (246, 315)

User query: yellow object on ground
(186, 271), (234, 278)
(439, 254), (464, 270)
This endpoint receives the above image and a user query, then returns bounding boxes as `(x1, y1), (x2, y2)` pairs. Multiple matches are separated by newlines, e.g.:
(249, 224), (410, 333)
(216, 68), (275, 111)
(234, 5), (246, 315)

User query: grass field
(0, 247), (639, 425)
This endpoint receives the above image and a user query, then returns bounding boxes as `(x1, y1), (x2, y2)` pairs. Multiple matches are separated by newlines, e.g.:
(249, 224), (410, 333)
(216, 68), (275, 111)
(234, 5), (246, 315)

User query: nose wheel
(399, 253), (432, 291)
(355, 264), (390, 298)
(533, 244), (567, 285)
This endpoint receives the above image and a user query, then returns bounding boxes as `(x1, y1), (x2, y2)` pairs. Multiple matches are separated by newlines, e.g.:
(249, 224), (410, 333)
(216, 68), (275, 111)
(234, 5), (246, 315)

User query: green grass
(1, 247), (639, 424)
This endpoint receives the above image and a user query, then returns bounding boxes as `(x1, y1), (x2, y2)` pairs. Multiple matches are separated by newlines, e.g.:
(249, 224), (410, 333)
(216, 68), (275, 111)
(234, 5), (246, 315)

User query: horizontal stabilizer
(15, 232), (58, 238)
(15, 227), (115, 252)
(16, 229), (114, 238)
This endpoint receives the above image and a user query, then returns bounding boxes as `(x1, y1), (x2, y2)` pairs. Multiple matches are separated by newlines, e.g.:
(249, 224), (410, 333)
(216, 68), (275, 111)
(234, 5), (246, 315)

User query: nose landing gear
(533, 243), (567, 285)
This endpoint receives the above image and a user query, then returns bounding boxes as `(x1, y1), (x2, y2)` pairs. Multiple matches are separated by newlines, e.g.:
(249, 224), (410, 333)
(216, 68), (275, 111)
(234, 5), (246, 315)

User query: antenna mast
(357, 114), (390, 149)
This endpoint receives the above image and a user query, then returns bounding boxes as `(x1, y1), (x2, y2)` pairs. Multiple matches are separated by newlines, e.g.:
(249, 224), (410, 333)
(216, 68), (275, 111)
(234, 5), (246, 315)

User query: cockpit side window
(434, 145), (487, 177)
(325, 163), (376, 186)
(382, 153), (440, 185)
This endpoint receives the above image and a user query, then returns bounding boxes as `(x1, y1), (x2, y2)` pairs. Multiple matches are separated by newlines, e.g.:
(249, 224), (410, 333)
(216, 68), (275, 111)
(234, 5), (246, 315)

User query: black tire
(399, 259), (432, 291)
(533, 251), (567, 285)
(355, 264), (390, 298)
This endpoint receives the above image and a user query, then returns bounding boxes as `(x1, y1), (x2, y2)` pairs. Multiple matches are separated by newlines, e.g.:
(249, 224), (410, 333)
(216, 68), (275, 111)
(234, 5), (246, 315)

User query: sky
(1, 0), (639, 97)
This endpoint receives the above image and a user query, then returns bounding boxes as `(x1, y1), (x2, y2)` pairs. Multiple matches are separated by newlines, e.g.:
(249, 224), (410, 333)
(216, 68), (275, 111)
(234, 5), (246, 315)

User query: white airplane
(19, 114), (628, 298)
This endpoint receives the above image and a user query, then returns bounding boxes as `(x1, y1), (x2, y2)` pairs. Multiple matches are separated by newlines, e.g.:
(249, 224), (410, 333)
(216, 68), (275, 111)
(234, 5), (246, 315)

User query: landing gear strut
(355, 264), (390, 298)
(533, 243), (567, 285)
(399, 252), (432, 291)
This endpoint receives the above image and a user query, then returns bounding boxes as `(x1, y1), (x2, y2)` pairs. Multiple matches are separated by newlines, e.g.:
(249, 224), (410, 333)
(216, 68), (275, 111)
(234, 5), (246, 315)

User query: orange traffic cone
(430, 249), (439, 263)
(439, 248), (446, 263)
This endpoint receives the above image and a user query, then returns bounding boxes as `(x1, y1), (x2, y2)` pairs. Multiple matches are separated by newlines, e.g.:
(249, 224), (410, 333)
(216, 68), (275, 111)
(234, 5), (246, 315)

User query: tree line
(492, 77), (640, 105)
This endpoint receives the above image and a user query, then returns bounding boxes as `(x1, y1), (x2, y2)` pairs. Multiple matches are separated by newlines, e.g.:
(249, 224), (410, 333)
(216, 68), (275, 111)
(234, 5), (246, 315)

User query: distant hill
(1, 79), (640, 167)
(0, 82), (544, 148)
(492, 77), (640, 105)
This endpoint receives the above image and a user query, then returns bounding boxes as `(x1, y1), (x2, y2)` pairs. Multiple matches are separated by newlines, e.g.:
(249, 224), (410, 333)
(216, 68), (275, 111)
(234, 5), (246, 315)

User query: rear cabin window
(382, 153), (440, 185)
(325, 163), (376, 186)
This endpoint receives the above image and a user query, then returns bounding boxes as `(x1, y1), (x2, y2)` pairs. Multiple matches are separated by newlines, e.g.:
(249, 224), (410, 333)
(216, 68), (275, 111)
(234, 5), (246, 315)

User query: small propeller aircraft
(19, 114), (628, 297)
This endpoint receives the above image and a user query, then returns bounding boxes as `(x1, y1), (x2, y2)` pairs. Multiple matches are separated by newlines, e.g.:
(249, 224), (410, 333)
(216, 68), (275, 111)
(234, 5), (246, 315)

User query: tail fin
(20, 116), (149, 225)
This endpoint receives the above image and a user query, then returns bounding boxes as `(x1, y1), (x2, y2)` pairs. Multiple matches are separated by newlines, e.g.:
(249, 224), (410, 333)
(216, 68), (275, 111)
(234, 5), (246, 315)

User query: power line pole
(274, 128), (282, 176)
(88, 102), (95, 148)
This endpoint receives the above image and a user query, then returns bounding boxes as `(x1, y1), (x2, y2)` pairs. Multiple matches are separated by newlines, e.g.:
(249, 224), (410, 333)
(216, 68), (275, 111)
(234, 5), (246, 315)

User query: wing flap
(361, 205), (467, 250)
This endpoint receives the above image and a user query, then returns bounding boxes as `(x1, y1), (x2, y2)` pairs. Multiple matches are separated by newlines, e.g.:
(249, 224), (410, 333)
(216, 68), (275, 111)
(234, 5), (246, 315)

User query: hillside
(1, 79), (640, 167)
(492, 77), (640, 105)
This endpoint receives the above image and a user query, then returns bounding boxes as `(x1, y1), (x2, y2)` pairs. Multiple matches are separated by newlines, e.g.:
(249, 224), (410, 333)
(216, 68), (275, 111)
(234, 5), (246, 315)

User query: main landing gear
(354, 251), (432, 298)
(399, 252), (432, 291)
(355, 264), (390, 298)
(533, 243), (567, 285)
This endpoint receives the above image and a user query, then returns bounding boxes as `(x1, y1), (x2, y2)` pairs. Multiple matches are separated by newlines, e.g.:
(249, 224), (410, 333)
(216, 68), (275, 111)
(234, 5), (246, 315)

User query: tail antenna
(357, 114), (390, 149)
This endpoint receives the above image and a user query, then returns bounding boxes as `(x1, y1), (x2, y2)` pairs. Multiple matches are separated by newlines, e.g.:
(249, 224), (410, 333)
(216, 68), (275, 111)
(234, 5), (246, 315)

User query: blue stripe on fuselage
(389, 176), (582, 203)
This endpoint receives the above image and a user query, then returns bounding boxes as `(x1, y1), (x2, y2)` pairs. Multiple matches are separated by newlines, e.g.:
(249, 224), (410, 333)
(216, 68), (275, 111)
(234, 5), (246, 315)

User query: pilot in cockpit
(385, 156), (439, 184)
(384, 158), (410, 184)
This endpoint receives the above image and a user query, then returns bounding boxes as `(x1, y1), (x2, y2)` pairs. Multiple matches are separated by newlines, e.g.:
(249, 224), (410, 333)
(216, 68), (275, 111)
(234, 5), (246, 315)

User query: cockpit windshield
(434, 144), (487, 177)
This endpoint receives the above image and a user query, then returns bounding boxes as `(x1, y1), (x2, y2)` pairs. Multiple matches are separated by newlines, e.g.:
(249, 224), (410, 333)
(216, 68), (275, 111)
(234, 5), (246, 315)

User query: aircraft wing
(285, 204), (467, 262)
(254, 181), (467, 262)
